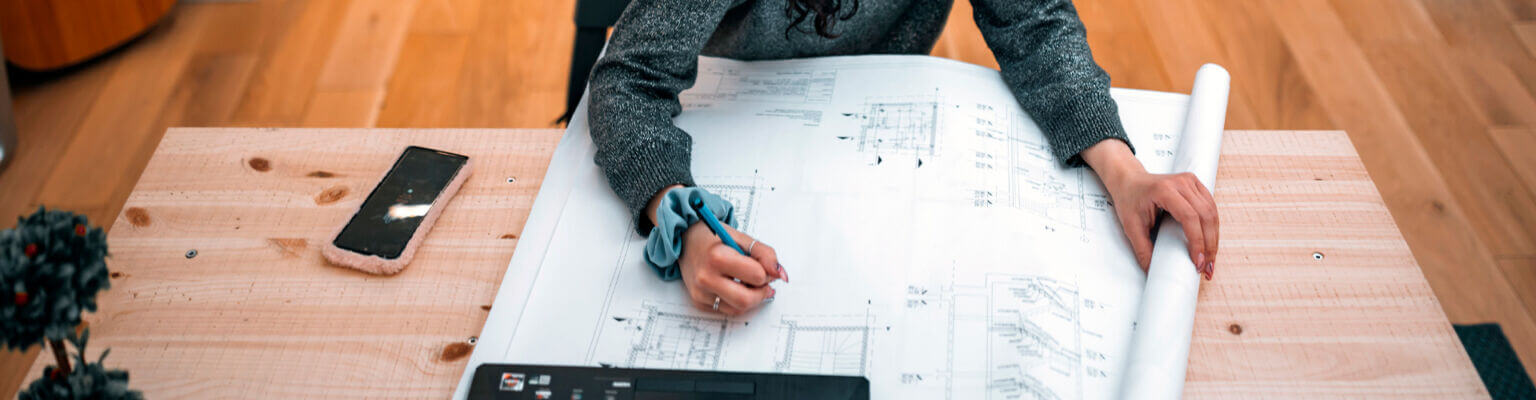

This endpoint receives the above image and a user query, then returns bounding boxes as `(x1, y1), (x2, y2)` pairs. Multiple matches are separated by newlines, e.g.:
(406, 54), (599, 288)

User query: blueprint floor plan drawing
(843, 91), (942, 166)
(458, 55), (1231, 400)
(613, 302), (728, 370)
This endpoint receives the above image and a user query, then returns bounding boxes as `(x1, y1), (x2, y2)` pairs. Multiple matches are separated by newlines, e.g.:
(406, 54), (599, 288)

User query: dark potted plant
(1, 208), (140, 399)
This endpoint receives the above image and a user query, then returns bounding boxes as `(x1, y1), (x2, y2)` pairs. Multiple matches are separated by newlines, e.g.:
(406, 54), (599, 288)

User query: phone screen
(333, 146), (469, 259)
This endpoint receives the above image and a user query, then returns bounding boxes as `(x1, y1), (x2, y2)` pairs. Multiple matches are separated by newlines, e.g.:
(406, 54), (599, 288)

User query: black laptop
(468, 364), (869, 400)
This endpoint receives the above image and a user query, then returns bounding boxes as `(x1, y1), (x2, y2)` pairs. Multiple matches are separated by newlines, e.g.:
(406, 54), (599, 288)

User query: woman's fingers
(709, 244), (771, 287)
(1187, 177), (1220, 256)
(748, 242), (784, 282)
(714, 302), (745, 316)
(687, 284), (716, 313)
(691, 290), (750, 316)
(1178, 176), (1219, 277)
(1121, 212), (1154, 271)
(1130, 218), (1155, 272)
(725, 226), (783, 281)
(699, 274), (772, 314)
(1154, 184), (1208, 278)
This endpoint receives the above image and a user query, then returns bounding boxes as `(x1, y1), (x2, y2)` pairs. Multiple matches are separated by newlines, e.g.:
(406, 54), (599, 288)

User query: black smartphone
(332, 146), (470, 259)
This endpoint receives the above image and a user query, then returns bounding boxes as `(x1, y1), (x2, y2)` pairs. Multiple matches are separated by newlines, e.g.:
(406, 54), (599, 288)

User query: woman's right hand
(677, 221), (784, 315)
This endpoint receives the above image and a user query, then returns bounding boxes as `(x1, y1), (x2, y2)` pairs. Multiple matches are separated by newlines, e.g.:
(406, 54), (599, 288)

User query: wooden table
(12, 128), (1485, 398)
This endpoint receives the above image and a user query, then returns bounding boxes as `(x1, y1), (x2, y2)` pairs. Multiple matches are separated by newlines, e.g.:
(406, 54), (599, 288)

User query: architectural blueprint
(458, 55), (1229, 400)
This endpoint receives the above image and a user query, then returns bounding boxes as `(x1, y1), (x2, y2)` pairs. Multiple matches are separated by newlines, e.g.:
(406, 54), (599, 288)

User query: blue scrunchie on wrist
(644, 187), (736, 280)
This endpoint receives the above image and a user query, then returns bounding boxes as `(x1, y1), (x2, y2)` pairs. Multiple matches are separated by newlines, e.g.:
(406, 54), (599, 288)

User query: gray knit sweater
(588, 0), (1129, 232)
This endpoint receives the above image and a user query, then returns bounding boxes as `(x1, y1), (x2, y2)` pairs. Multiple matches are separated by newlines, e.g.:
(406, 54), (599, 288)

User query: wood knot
(439, 342), (472, 362)
(248, 157), (271, 172)
(110, 272), (123, 279)
(124, 207), (151, 227)
(480, 304), (492, 311)
(499, 233), (518, 239)
(315, 185), (349, 205)
(1431, 200), (1446, 213)
(1228, 323), (1243, 335)
(268, 238), (308, 258)
(306, 171), (336, 178)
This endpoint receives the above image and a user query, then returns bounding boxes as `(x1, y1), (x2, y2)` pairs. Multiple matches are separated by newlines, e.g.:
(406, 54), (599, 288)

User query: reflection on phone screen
(333, 146), (468, 259)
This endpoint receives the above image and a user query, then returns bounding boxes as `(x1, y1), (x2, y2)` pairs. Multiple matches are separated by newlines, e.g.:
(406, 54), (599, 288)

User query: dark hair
(785, 0), (861, 39)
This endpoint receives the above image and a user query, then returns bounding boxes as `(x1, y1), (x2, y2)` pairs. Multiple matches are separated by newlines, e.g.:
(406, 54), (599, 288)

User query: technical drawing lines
(686, 68), (836, 104)
(699, 185), (759, 232)
(623, 304), (729, 370)
(1002, 111), (1108, 233)
(989, 372), (1063, 400)
(583, 234), (640, 364)
(986, 275), (1082, 400)
(698, 173), (770, 232)
(775, 322), (871, 375)
(907, 270), (1091, 400)
(841, 90), (942, 165)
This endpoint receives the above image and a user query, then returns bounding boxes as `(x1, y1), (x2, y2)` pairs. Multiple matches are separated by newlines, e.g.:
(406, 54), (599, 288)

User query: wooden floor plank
(0, 56), (120, 220)
(313, 0), (418, 92)
(1500, 257), (1536, 328)
(1445, 48), (1536, 127)
(1517, 22), (1536, 55)
(157, 54), (260, 128)
(376, 33), (471, 127)
(302, 89), (384, 127)
(1073, 0), (1174, 92)
(1491, 127), (1536, 199)
(446, 0), (523, 128)
(1124, 0), (1218, 93)
(1335, 1), (1536, 128)
(409, 0), (481, 34)
(188, 0), (281, 55)
(1264, 0), (1536, 369)
(450, 0), (571, 128)
(1334, 0), (1536, 256)
(1198, 0), (1334, 130)
(228, 0), (352, 125)
(1420, 0), (1536, 98)
(1126, 0), (1263, 129)
(1500, 0), (1536, 21)
(30, 5), (215, 222)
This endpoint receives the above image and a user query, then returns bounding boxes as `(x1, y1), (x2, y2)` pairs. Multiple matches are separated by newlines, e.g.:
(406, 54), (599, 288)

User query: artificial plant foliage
(18, 329), (143, 400)
(0, 207), (111, 349)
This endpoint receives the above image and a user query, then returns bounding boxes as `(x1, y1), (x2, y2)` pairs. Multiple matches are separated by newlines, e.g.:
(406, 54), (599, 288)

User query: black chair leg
(559, 27), (610, 124)
(0, 37), (17, 172)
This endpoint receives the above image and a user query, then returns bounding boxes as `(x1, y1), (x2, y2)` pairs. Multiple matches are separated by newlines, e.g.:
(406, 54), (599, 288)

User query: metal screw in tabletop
(506, 177), (517, 183)
(467, 336), (478, 345)
(1312, 252), (1323, 261)
(185, 249), (198, 259)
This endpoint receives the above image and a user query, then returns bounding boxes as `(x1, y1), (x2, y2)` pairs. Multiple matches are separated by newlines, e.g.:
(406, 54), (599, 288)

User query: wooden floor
(1, 0), (1534, 394)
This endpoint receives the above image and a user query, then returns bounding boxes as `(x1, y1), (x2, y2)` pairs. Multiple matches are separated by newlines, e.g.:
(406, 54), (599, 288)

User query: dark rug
(1455, 323), (1536, 399)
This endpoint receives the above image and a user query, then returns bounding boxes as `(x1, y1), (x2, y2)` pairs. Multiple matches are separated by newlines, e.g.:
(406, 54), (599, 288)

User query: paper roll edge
(1115, 63), (1231, 400)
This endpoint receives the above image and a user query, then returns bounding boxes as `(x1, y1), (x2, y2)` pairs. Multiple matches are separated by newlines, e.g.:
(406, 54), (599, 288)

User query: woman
(587, 0), (1219, 316)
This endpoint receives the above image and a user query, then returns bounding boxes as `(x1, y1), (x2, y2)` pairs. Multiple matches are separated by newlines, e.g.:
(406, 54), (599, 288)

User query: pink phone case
(321, 157), (473, 275)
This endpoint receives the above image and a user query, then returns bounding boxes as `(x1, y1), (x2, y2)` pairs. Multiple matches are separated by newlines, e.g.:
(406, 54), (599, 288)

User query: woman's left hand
(1081, 140), (1219, 279)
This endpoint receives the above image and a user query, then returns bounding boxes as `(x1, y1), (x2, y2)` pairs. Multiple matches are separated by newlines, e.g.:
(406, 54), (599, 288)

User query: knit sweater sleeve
(587, 0), (735, 234)
(969, 0), (1132, 166)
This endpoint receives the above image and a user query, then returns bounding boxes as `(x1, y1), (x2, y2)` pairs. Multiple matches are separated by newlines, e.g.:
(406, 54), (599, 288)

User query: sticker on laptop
(500, 373), (525, 392)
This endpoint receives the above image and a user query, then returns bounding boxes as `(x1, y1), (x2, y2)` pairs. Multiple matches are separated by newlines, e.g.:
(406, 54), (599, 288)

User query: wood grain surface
(13, 128), (1483, 399)
(20, 128), (559, 398)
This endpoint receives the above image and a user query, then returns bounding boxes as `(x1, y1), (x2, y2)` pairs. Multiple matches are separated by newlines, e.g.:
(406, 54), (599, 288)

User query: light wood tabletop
(11, 128), (1485, 398)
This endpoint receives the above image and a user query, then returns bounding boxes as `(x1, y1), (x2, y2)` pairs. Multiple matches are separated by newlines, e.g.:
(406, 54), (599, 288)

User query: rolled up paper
(1117, 63), (1231, 399)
